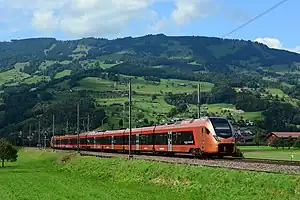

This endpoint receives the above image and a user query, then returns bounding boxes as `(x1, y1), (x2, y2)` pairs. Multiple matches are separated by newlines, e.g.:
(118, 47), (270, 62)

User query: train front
(207, 117), (238, 156)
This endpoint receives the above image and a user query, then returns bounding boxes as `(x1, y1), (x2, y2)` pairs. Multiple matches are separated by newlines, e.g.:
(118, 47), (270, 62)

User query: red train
(50, 117), (240, 157)
(50, 117), (237, 156)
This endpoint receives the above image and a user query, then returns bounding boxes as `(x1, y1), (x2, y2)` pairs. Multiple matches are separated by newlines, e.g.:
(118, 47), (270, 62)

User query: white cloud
(255, 37), (300, 54)
(254, 38), (283, 49)
(32, 10), (59, 32)
(0, 0), (218, 37)
(1, 0), (156, 37)
(171, 0), (213, 26)
(146, 10), (169, 33)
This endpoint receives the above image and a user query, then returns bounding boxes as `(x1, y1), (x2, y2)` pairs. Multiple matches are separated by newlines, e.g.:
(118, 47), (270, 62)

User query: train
(50, 117), (241, 157)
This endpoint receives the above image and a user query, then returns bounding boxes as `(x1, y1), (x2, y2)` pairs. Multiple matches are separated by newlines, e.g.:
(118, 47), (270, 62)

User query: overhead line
(222, 0), (290, 38)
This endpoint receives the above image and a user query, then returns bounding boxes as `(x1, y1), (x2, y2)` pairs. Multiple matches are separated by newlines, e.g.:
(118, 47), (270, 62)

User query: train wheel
(191, 148), (201, 158)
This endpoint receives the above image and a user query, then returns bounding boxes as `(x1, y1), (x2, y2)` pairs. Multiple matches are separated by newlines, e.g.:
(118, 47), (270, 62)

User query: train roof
(52, 117), (227, 138)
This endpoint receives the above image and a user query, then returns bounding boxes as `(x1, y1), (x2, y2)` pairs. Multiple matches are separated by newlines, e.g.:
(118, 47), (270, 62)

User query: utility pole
(20, 130), (23, 147)
(52, 114), (55, 138)
(87, 114), (90, 132)
(197, 83), (201, 119)
(66, 120), (69, 134)
(29, 124), (31, 147)
(44, 131), (46, 149)
(77, 102), (80, 153)
(38, 120), (41, 149)
(128, 80), (132, 158)
(123, 103), (125, 128)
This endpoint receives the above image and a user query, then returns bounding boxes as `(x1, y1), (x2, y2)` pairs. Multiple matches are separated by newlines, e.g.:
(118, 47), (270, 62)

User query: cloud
(171, 0), (213, 26)
(1, 0), (156, 38)
(255, 37), (300, 54)
(32, 10), (59, 32)
(4, 0), (213, 37)
(254, 38), (283, 49)
(146, 10), (169, 33)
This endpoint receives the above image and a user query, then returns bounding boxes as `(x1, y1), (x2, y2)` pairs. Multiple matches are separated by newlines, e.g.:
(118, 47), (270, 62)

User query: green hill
(1, 34), (300, 143)
(2, 148), (299, 200)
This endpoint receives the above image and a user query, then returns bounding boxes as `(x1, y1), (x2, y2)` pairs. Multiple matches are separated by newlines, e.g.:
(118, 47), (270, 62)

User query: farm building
(266, 132), (300, 145)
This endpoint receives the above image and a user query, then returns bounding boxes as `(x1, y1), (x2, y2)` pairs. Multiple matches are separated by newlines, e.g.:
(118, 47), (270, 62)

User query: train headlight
(213, 135), (220, 142)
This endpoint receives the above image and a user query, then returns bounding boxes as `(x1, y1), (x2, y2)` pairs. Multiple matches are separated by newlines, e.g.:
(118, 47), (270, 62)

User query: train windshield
(210, 118), (233, 138)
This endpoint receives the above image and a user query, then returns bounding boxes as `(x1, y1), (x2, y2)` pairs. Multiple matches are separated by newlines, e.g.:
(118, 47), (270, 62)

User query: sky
(0, 0), (299, 53)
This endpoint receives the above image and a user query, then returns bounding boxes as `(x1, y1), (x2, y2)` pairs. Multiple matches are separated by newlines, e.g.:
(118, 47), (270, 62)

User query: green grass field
(0, 69), (30, 85)
(1, 148), (299, 200)
(76, 77), (213, 95)
(55, 70), (72, 79)
(201, 104), (262, 121)
(240, 146), (300, 161)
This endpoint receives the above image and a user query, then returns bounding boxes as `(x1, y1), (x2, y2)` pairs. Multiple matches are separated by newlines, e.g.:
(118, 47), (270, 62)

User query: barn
(266, 132), (300, 146)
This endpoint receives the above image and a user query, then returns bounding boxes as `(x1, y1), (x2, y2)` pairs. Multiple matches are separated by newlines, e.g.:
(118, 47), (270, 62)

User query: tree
(151, 94), (157, 101)
(287, 136), (294, 149)
(118, 119), (124, 128)
(0, 138), (18, 167)
(253, 133), (260, 147)
(277, 138), (285, 149)
(293, 136), (300, 148)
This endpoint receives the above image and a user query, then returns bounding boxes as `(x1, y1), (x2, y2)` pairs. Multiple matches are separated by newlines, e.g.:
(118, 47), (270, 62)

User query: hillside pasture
(76, 76), (213, 95)
(240, 146), (300, 161)
(0, 69), (30, 85)
(1, 148), (299, 200)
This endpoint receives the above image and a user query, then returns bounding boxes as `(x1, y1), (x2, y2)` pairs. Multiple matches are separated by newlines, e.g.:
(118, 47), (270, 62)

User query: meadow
(240, 146), (300, 161)
(0, 148), (299, 200)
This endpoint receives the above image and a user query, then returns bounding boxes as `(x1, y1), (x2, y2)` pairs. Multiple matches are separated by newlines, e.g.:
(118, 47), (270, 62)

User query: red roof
(267, 132), (300, 138)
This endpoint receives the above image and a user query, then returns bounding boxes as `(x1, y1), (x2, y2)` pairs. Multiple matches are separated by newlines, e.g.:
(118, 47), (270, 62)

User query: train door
(111, 136), (114, 150)
(200, 128), (205, 152)
(93, 137), (96, 149)
(136, 134), (140, 151)
(168, 131), (172, 152)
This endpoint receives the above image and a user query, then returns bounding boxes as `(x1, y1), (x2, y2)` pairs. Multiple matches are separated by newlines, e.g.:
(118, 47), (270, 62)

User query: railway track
(79, 151), (300, 175)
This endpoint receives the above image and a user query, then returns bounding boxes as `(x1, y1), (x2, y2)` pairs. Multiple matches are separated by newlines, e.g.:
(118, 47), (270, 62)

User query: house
(266, 132), (300, 145)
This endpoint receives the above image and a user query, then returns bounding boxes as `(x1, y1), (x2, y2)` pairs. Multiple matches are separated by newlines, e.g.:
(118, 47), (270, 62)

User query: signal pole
(52, 114), (55, 138)
(128, 80), (132, 158)
(29, 124), (31, 147)
(66, 120), (69, 134)
(197, 83), (201, 119)
(123, 103), (125, 128)
(20, 130), (23, 147)
(87, 114), (90, 132)
(38, 119), (41, 149)
(38, 120), (41, 149)
(44, 132), (46, 149)
(77, 102), (80, 153)
(52, 114), (55, 151)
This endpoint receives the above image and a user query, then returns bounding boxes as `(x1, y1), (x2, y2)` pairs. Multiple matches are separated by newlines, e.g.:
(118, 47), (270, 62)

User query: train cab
(203, 117), (237, 156)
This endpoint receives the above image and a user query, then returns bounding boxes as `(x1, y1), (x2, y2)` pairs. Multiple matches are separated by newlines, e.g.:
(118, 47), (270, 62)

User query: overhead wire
(222, 0), (290, 38)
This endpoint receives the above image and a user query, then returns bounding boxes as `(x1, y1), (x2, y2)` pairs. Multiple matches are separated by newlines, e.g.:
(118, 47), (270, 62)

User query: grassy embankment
(240, 146), (300, 161)
(0, 148), (299, 200)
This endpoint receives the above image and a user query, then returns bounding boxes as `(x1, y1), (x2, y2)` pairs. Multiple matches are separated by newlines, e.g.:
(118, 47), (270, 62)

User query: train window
(102, 137), (111, 145)
(115, 136), (123, 145)
(80, 138), (87, 144)
(87, 138), (94, 144)
(63, 139), (68, 145)
(155, 133), (168, 145)
(172, 131), (194, 145)
(70, 139), (77, 145)
(95, 137), (101, 144)
(140, 134), (152, 145)
(123, 135), (136, 145)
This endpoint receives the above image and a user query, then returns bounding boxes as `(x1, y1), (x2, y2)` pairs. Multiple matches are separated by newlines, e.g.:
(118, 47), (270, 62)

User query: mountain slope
(1, 34), (300, 73)
(1, 34), (300, 144)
